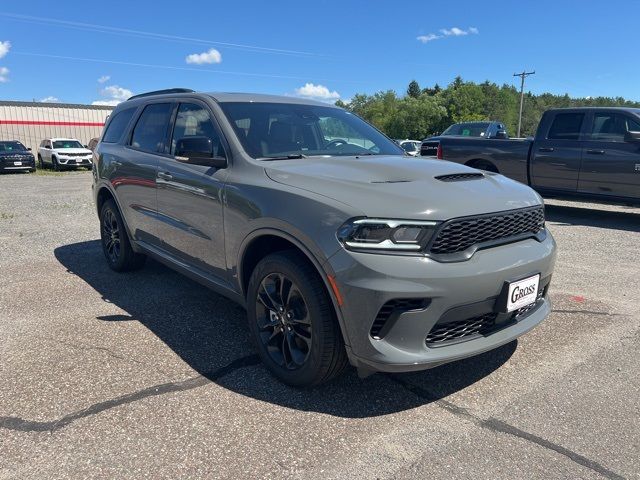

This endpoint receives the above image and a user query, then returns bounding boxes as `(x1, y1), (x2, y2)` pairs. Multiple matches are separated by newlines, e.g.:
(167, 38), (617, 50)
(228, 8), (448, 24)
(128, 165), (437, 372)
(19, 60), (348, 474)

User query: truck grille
(429, 207), (545, 255)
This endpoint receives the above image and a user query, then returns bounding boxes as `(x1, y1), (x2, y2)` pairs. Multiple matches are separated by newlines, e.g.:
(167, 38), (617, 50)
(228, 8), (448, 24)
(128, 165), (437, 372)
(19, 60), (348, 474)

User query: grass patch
(0, 212), (15, 220)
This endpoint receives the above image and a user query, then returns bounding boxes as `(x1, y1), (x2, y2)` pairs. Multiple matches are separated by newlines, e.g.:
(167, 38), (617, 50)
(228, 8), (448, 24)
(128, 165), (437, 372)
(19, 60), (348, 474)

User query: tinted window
(103, 108), (136, 143)
(130, 103), (173, 153)
(591, 113), (640, 142)
(219, 102), (403, 159)
(547, 113), (584, 140)
(53, 140), (84, 149)
(0, 141), (27, 152)
(401, 142), (417, 152)
(442, 122), (490, 137)
(170, 103), (225, 158)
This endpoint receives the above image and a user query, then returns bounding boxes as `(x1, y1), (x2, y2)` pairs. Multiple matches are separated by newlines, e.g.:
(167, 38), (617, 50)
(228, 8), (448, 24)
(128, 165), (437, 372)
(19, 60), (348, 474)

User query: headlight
(337, 218), (438, 252)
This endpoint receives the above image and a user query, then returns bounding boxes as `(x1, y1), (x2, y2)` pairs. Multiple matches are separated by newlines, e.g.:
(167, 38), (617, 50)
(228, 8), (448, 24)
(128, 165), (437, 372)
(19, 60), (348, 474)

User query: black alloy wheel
(255, 272), (313, 370)
(99, 199), (146, 272)
(247, 251), (348, 387)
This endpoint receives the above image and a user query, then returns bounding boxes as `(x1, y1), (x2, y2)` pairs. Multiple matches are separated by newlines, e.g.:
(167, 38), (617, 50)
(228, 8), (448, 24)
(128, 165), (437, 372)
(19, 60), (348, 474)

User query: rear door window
(547, 113), (585, 140)
(130, 103), (174, 153)
(590, 113), (640, 142)
(103, 107), (137, 143)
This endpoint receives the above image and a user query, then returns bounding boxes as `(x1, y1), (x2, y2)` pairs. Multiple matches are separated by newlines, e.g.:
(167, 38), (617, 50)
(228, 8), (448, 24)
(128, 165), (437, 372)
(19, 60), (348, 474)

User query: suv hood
(264, 156), (541, 220)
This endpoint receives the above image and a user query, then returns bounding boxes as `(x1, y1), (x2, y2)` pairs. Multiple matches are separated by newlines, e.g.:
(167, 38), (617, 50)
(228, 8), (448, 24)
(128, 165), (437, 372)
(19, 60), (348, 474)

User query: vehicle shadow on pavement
(545, 204), (640, 233)
(55, 240), (516, 418)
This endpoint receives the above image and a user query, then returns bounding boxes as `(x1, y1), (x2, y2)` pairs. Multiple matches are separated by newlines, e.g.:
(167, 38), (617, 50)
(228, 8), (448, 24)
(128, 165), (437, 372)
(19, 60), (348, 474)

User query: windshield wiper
(258, 154), (307, 161)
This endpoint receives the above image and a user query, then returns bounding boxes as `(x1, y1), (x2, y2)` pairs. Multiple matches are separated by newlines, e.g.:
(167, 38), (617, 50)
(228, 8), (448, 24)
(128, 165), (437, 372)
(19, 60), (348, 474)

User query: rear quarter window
(547, 113), (585, 140)
(102, 107), (137, 143)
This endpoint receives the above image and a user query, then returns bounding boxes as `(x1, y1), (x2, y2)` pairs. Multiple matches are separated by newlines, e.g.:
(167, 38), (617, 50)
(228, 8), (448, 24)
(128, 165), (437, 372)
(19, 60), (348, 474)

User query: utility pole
(514, 70), (535, 137)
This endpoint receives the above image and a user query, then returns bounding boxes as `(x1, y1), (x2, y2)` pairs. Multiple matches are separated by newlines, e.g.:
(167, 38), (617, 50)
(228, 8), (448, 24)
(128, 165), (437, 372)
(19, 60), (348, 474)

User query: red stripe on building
(0, 120), (105, 127)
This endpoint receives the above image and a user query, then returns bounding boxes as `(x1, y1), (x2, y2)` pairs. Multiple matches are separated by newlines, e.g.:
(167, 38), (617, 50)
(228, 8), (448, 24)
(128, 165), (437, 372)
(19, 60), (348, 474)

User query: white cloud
(97, 75), (110, 83)
(417, 27), (479, 44)
(0, 41), (10, 59)
(91, 100), (121, 106)
(294, 83), (340, 101)
(40, 96), (60, 103)
(417, 34), (441, 43)
(91, 84), (134, 106)
(440, 26), (479, 36)
(185, 48), (222, 65)
(0, 66), (9, 83)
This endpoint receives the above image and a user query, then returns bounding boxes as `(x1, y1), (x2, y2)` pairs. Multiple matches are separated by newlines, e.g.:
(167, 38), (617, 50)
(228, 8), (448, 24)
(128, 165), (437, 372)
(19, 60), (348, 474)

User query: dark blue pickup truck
(422, 108), (640, 204)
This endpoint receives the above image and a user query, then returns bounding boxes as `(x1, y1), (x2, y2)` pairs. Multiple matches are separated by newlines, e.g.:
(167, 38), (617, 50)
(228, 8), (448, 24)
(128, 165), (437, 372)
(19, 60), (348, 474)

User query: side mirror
(27, 147), (32, 151)
(494, 130), (508, 139)
(83, 144), (89, 148)
(624, 131), (640, 143)
(44, 145), (51, 149)
(175, 136), (227, 169)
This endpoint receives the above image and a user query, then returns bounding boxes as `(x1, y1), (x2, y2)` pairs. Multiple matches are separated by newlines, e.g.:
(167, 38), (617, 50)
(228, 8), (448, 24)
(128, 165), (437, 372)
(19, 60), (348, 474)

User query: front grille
(426, 313), (498, 345)
(62, 152), (89, 157)
(435, 173), (484, 182)
(429, 207), (545, 255)
(420, 142), (439, 156)
(371, 298), (428, 339)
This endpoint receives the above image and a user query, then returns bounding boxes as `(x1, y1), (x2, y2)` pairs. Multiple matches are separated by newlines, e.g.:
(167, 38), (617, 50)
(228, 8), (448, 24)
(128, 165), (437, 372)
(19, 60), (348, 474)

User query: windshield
(53, 140), (84, 149)
(0, 141), (28, 152)
(401, 142), (418, 152)
(219, 102), (404, 159)
(442, 122), (491, 137)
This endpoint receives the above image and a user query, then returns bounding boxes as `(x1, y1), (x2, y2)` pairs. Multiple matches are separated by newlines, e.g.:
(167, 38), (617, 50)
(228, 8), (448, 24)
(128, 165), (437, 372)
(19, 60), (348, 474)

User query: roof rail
(127, 88), (195, 101)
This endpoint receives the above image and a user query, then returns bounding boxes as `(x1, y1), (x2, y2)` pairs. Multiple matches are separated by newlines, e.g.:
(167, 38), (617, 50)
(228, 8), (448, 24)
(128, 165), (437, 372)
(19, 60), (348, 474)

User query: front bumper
(0, 158), (36, 172)
(328, 230), (557, 372)
(58, 157), (93, 167)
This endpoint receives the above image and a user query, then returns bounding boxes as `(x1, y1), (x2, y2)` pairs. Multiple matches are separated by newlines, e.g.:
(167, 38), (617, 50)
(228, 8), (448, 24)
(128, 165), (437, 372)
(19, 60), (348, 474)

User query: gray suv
(92, 88), (557, 387)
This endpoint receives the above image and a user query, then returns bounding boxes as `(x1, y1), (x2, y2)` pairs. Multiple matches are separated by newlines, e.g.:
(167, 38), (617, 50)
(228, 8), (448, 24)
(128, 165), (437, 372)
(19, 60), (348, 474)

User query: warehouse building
(0, 101), (114, 153)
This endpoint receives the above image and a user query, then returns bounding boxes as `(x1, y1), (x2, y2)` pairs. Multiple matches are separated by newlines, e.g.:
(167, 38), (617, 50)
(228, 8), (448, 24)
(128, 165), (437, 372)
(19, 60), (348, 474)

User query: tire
(99, 199), (146, 272)
(52, 156), (61, 172)
(37, 155), (43, 169)
(247, 250), (348, 387)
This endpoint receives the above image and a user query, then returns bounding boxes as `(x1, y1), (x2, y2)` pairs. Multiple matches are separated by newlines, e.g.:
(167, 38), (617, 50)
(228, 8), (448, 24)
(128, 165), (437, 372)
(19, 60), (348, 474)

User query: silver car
(93, 89), (556, 387)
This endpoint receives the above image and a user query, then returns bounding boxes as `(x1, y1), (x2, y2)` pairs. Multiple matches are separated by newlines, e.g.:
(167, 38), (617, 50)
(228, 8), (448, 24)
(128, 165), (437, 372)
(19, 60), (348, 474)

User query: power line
(513, 70), (535, 137)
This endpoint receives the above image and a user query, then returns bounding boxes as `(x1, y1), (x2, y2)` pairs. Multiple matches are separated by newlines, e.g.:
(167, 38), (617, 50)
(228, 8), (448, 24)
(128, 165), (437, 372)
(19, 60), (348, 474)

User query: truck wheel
(99, 199), (146, 272)
(247, 250), (348, 387)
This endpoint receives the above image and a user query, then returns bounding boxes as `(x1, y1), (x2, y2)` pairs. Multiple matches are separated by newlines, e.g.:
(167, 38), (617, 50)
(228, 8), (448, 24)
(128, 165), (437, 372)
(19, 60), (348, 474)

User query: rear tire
(99, 199), (146, 272)
(247, 250), (348, 387)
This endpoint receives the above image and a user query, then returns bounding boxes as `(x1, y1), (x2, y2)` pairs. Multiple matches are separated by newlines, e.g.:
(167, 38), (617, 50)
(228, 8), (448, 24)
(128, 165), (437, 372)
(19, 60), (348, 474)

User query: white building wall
(0, 102), (114, 153)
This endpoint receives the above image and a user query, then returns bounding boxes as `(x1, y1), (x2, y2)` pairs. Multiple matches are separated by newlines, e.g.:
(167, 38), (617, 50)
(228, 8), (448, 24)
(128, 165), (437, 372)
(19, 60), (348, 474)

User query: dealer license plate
(13, 161), (22, 166)
(506, 274), (540, 312)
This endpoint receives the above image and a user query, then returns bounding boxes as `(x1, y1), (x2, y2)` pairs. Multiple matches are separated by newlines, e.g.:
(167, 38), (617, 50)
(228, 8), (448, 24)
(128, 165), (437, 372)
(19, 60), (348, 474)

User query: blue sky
(0, 0), (638, 105)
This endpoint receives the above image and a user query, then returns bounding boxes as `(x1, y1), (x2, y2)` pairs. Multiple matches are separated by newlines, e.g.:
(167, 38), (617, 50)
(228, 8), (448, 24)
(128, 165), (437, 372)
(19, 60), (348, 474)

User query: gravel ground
(1, 171), (639, 480)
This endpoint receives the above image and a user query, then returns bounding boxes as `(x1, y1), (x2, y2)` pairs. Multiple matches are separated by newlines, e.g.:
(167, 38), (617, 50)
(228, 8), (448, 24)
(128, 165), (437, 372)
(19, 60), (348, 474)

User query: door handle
(157, 171), (173, 181)
(586, 149), (605, 155)
(550, 162), (566, 167)
(538, 147), (554, 152)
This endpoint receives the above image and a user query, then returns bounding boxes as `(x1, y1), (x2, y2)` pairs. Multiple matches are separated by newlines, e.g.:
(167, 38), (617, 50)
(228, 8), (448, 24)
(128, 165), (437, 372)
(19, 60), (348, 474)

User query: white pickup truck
(38, 138), (93, 171)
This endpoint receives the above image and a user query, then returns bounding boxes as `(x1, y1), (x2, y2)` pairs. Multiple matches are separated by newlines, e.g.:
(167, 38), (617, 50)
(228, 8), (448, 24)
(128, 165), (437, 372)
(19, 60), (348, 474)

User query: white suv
(38, 138), (93, 171)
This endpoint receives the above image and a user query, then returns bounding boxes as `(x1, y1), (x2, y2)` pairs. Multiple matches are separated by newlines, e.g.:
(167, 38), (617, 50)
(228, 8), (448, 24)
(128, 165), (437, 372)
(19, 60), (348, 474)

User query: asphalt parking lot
(1, 171), (639, 480)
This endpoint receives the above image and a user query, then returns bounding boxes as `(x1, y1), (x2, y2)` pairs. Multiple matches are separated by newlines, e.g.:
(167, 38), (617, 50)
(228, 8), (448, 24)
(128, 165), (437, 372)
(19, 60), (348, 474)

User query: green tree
(407, 80), (421, 99)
